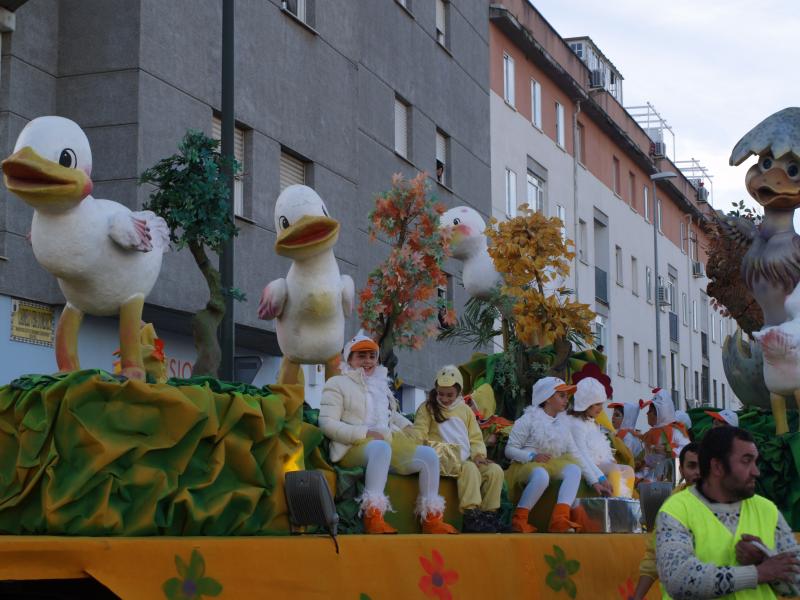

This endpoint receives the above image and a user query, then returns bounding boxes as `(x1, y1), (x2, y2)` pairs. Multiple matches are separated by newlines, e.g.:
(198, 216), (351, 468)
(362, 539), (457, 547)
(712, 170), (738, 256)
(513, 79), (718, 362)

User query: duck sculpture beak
(2, 146), (91, 206)
(275, 215), (340, 259)
(746, 166), (800, 210)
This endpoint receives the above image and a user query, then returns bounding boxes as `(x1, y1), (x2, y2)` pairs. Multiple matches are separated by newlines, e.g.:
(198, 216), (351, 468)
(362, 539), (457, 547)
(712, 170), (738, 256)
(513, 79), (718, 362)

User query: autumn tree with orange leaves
(359, 173), (455, 378)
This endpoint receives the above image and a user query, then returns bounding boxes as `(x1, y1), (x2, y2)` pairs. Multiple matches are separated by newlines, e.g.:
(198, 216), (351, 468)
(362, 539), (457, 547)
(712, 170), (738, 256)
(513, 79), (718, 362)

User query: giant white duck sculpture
(2, 116), (168, 380)
(258, 185), (354, 384)
(440, 206), (501, 300)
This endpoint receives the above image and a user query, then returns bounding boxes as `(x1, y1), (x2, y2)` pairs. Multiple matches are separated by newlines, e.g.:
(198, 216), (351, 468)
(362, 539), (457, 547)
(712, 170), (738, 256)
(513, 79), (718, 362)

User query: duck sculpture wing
(341, 274), (354, 316)
(258, 278), (288, 320)
(715, 210), (756, 251)
(108, 209), (169, 253)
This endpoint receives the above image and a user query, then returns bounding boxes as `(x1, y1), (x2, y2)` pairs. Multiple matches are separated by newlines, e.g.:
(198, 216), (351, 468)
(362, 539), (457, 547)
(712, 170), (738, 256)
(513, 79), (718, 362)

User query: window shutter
(280, 152), (306, 191)
(436, 131), (447, 164)
(394, 98), (409, 157)
(212, 117), (244, 216)
(435, 0), (446, 37)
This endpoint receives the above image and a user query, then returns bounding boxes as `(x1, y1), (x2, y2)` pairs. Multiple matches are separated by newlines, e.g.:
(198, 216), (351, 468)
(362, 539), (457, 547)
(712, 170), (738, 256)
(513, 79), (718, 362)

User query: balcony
(701, 332), (708, 358)
(595, 267), (608, 305)
(669, 312), (678, 342)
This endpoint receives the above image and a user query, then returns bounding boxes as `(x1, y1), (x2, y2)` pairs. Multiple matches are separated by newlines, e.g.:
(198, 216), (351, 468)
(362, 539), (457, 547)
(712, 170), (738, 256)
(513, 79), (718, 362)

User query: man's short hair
(679, 442), (699, 467)
(699, 426), (755, 479)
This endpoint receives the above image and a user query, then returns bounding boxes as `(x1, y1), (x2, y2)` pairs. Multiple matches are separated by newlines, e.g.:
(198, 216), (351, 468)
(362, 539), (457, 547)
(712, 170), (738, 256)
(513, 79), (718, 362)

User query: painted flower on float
(163, 549), (222, 600)
(617, 577), (636, 599)
(418, 549), (459, 600)
(544, 544), (580, 598)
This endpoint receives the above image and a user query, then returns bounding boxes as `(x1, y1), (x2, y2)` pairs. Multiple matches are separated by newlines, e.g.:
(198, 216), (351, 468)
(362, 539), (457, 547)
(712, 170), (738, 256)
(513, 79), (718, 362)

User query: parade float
(0, 113), (798, 599)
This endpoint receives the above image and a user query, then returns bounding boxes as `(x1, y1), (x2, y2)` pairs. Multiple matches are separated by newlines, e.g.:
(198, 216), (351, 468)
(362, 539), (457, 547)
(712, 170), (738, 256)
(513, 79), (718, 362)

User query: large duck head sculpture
(259, 185), (354, 384)
(729, 107), (800, 433)
(2, 116), (169, 380)
(440, 206), (501, 300)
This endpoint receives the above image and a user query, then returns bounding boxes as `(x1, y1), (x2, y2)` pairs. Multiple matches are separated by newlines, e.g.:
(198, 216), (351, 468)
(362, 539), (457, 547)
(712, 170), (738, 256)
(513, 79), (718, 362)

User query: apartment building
(489, 0), (738, 413)
(0, 0), (491, 408)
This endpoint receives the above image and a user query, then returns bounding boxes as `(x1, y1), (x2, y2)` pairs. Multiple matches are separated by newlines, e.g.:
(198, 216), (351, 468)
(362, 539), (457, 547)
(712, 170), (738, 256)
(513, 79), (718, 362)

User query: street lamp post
(650, 171), (678, 388)
(220, 0), (235, 381)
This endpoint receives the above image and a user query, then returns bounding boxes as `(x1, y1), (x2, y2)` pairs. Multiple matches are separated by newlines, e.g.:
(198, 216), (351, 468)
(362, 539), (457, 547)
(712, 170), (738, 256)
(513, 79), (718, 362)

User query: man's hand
(533, 453), (552, 463)
(472, 455), (491, 466)
(756, 552), (800, 584)
(736, 534), (767, 566)
(366, 430), (385, 441)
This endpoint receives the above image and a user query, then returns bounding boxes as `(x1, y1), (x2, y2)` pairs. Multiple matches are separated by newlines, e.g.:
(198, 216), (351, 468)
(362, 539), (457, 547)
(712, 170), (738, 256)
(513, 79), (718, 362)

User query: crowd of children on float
(318, 332), (732, 534)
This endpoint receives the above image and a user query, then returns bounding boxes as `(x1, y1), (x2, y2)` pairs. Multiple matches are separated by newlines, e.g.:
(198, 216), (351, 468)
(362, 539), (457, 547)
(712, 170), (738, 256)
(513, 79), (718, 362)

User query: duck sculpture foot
(117, 295), (147, 381)
(771, 393), (789, 435)
(55, 303), (83, 371)
(276, 354), (342, 385)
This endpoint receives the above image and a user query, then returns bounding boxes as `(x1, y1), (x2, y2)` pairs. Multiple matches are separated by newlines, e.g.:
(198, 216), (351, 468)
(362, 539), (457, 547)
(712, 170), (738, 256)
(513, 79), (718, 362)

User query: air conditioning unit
(692, 261), (705, 278)
(650, 141), (667, 158)
(697, 185), (709, 203)
(657, 284), (672, 307)
(589, 69), (605, 89)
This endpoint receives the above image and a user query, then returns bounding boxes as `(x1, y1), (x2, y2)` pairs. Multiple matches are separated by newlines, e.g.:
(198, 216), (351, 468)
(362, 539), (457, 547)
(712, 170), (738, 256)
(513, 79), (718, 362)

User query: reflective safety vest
(659, 488), (778, 600)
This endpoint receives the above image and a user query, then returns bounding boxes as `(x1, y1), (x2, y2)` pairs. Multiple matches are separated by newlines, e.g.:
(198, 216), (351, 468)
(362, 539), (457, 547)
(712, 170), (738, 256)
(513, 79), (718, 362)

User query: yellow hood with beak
(2, 146), (92, 209)
(275, 214), (340, 260)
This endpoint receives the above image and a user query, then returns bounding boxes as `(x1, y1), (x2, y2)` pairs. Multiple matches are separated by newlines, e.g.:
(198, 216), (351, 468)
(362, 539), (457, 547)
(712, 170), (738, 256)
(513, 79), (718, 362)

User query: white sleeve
(568, 421), (604, 486)
(505, 418), (534, 463)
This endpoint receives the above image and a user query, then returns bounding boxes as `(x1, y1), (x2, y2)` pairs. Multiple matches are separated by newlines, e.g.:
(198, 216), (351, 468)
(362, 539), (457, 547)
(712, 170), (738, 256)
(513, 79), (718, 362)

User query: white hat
(531, 376), (577, 406)
(706, 408), (739, 427)
(435, 365), (464, 389)
(573, 377), (607, 412)
(342, 330), (379, 362)
(675, 410), (693, 431)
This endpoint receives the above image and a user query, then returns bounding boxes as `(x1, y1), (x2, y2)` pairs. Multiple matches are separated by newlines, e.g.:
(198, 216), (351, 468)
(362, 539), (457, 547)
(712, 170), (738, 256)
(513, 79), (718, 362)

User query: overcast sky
(531, 0), (800, 220)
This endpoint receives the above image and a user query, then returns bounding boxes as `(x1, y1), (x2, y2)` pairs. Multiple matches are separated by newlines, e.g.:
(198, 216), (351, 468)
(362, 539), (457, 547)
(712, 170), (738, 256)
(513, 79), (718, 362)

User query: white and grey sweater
(655, 485), (800, 599)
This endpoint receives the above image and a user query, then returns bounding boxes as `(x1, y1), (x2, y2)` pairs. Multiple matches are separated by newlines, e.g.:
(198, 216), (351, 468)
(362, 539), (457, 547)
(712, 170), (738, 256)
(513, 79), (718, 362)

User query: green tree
(139, 130), (241, 377)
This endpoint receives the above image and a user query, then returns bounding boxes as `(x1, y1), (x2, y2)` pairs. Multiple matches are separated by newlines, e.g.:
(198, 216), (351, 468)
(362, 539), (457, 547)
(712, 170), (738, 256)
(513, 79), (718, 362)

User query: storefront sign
(10, 299), (55, 347)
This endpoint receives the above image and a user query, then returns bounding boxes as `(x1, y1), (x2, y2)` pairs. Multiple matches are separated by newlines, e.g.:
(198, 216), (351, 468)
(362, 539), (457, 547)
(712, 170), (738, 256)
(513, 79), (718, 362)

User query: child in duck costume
(318, 333), (457, 535)
(640, 388), (690, 458)
(412, 366), (505, 533)
(608, 401), (644, 463)
(505, 377), (585, 533)
(565, 378), (635, 498)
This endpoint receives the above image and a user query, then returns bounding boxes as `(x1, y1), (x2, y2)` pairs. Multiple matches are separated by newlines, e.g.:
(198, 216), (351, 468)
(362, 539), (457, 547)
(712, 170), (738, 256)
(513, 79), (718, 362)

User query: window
(631, 257), (639, 295)
(576, 122), (585, 164)
(435, 129), (449, 186)
(713, 379), (718, 406)
(633, 342), (641, 382)
(646, 266), (653, 303)
(689, 233), (698, 262)
(656, 197), (663, 233)
(694, 370), (700, 401)
(283, 0), (315, 26)
(212, 116), (245, 216)
(722, 383), (726, 408)
(680, 221), (688, 253)
(569, 41), (584, 58)
(647, 350), (654, 387)
(435, 0), (448, 47)
(555, 102), (565, 148)
(503, 53), (515, 106)
(505, 168), (517, 217)
(692, 299), (698, 331)
(527, 172), (544, 213)
(615, 246), (623, 286)
(394, 96), (411, 158)
(628, 172), (636, 209)
(578, 219), (588, 262)
(617, 335), (625, 376)
(682, 364), (689, 401)
(711, 313), (717, 343)
(720, 317), (725, 343)
(682, 292), (688, 325)
(531, 80), (542, 128)
(643, 185), (650, 222)
(594, 316), (607, 349)
(612, 156), (620, 195)
(557, 204), (566, 242)
(437, 272), (453, 329)
(279, 150), (306, 192)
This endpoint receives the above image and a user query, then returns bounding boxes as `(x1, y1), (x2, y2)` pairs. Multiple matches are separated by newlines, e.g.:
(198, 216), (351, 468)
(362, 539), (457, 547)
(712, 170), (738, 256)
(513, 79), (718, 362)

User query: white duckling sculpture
(2, 116), (169, 380)
(753, 282), (800, 404)
(258, 185), (354, 384)
(440, 206), (501, 300)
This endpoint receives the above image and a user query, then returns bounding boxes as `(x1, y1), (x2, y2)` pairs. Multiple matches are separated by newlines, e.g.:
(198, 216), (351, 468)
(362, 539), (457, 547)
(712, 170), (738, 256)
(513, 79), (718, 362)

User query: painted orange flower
(418, 549), (458, 600)
(617, 577), (635, 599)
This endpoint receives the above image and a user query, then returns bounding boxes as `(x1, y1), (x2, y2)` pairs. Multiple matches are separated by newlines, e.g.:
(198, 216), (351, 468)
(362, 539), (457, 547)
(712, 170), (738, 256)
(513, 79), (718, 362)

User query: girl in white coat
(318, 333), (457, 534)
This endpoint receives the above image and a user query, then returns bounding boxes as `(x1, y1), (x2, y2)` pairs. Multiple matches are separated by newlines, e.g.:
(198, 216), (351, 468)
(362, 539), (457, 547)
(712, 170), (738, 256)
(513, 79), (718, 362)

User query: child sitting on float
(318, 332), (457, 534)
(565, 377), (635, 498)
(504, 376), (586, 533)
(412, 366), (505, 533)
(640, 388), (690, 459)
(608, 401), (644, 462)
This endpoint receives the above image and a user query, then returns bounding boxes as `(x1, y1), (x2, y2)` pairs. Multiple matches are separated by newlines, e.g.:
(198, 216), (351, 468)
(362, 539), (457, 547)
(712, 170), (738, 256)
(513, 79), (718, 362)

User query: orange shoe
(548, 503), (582, 533)
(421, 512), (459, 534)
(511, 507), (537, 533)
(363, 507), (398, 534)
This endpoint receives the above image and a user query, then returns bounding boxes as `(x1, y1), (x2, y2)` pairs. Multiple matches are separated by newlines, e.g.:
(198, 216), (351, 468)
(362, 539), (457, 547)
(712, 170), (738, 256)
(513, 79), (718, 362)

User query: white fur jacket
(566, 415), (614, 485)
(318, 365), (411, 463)
(505, 406), (577, 462)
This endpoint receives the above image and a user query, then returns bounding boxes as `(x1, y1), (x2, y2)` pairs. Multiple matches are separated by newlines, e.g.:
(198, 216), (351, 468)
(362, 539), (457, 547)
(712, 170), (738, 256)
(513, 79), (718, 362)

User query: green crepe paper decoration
(689, 407), (800, 530)
(0, 370), (306, 535)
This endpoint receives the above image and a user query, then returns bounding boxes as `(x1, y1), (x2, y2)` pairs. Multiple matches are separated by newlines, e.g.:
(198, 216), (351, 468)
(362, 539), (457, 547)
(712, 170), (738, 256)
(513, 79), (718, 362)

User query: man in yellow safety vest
(655, 427), (800, 599)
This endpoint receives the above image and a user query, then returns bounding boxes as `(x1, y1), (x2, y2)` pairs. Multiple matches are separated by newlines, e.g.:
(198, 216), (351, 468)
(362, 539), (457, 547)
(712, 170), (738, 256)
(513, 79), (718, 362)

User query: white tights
(518, 463), (581, 509)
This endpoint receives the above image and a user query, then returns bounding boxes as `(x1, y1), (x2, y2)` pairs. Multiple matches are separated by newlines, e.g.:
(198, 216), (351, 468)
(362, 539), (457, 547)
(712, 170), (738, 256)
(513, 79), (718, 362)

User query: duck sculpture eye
(786, 163), (799, 179)
(453, 218), (461, 225)
(279, 216), (290, 229)
(760, 156), (773, 171)
(59, 148), (77, 168)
